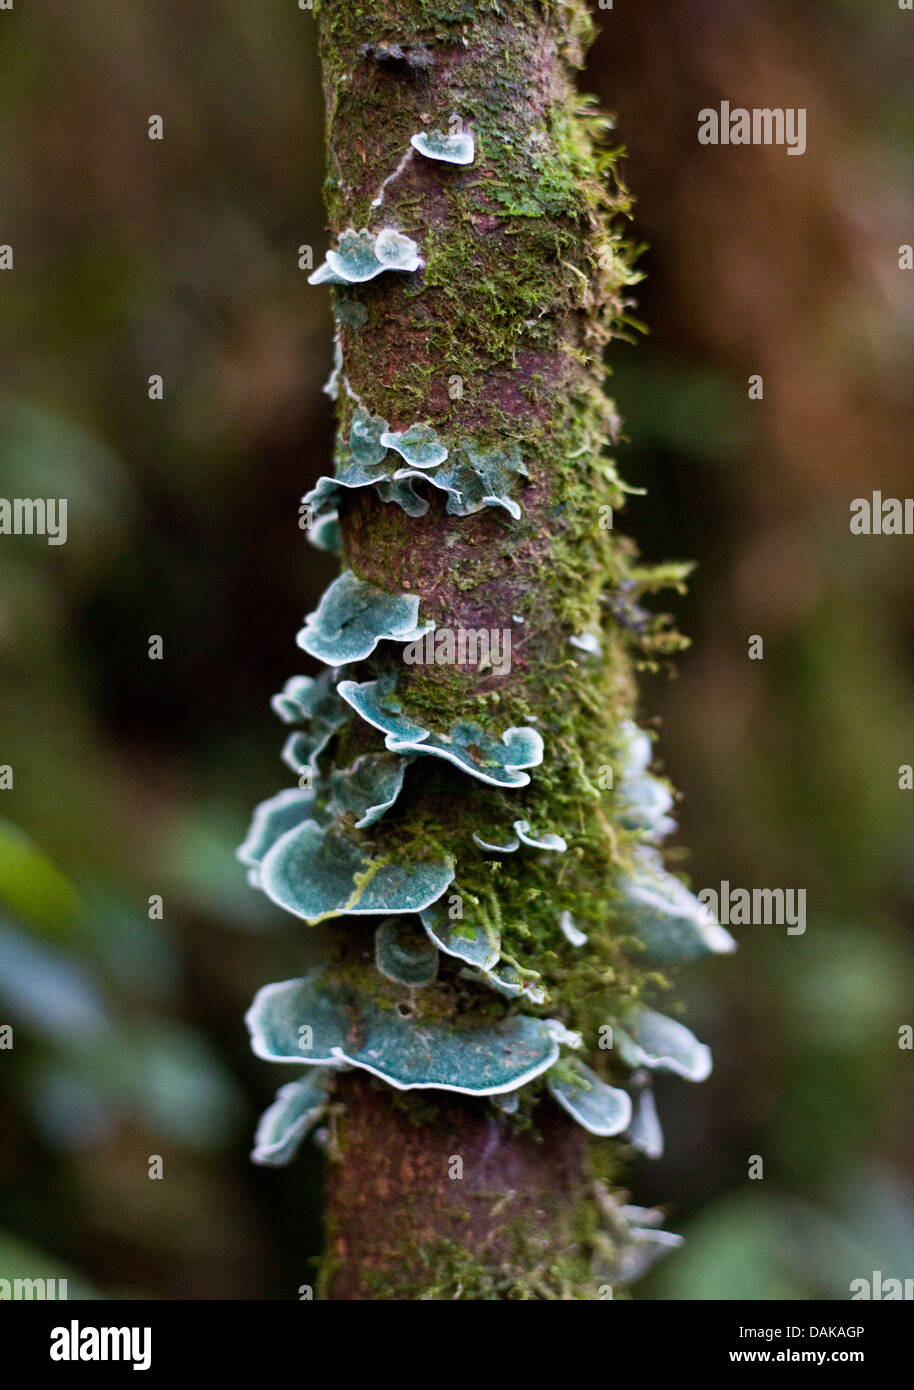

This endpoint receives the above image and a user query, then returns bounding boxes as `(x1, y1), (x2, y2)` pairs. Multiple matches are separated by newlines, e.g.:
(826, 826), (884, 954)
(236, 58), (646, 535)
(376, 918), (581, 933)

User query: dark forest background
(0, 0), (912, 1298)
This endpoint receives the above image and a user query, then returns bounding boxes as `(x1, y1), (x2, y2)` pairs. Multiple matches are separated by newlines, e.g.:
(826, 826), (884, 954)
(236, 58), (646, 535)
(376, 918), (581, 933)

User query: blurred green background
(0, 0), (911, 1299)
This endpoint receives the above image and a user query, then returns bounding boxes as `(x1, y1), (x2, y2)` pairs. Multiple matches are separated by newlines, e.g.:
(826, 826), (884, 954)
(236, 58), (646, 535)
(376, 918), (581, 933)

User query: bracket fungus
(307, 511), (341, 554)
(374, 915), (439, 987)
(350, 406), (389, 467)
(547, 1057), (632, 1138)
(379, 422), (448, 469)
(512, 819), (568, 852)
(338, 674), (544, 787)
(246, 972), (560, 1095)
(616, 1008), (713, 1083)
(615, 721), (677, 841)
(470, 817), (568, 860)
(462, 961), (547, 1005)
(395, 440), (528, 520)
(323, 752), (411, 829)
(306, 471), (430, 521)
(594, 1191), (685, 1287)
(302, 411), (395, 516)
(542, 1018), (584, 1051)
(270, 670), (346, 729)
(305, 428), (528, 525)
(618, 845), (736, 965)
(322, 335), (343, 400)
(259, 818), (454, 923)
(375, 476), (431, 517)
(420, 900), (500, 973)
(308, 227), (421, 285)
(559, 909), (588, 947)
(272, 672), (349, 778)
(251, 1069), (337, 1167)
(297, 570), (432, 666)
(618, 775), (676, 841)
(258, 755), (409, 839)
(237, 787), (316, 872)
(410, 128), (475, 166)
(334, 298), (369, 330)
(472, 829), (520, 854)
(569, 631), (603, 660)
(625, 1076), (664, 1160)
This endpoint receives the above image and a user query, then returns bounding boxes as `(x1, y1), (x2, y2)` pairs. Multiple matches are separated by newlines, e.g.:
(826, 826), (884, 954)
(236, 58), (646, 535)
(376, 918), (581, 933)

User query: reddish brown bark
(323, 1074), (590, 1300)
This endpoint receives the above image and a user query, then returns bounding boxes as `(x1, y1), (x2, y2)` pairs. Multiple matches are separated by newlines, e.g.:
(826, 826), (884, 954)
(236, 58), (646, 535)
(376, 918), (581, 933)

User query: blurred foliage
(591, 0), (914, 1299)
(0, 0), (911, 1298)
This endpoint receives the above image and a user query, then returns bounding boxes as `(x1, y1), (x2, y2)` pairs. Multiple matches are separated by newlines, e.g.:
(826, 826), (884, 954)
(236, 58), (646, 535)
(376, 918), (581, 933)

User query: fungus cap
(246, 972), (560, 1095)
(259, 819), (454, 923)
(297, 570), (432, 667)
(410, 129), (475, 165)
(548, 1057), (633, 1137)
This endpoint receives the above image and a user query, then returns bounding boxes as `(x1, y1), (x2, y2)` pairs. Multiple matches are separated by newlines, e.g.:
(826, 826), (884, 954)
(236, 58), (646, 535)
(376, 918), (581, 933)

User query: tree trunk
(235, 0), (700, 1298)
(322, 1073), (593, 1300)
(308, 0), (662, 1299)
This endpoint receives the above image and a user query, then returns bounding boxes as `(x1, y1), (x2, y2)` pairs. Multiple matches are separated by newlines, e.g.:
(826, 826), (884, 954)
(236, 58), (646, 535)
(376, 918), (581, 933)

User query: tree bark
(322, 1074), (592, 1300)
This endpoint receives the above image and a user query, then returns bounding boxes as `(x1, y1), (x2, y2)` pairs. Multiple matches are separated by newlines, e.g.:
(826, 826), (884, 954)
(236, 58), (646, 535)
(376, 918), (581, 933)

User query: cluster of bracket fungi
(239, 127), (734, 1282)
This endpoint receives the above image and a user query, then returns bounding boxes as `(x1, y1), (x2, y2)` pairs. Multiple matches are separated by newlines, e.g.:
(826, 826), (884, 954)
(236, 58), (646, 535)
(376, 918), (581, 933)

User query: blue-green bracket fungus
(379, 422), (449, 469)
(238, 0), (732, 1299)
(472, 829), (521, 854)
(324, 752), (412, 829)
(296, 570), (433, 666)
(392, 441), (529, 520)
(512, 819), (568, 852)
(251, 1069), (338, 1167)
(559, 909), (588, 948)
(616, 1008), (713, 1084)
(304, 430), (528, 524)
(374, 915), (440, 988)
(420, 899), (500, 973)
(618, 844), (737, 965)
(270, 670), (346, 730)
(592, 1189), (685, 1287)
(461, 961), (547, 1006)
(246, 971), (560, 1095)
(308, 227), (422, 285)
(547, 1057), (632, 1138)
(615, 719), (677, 841)
(258, 819), (454, 923)
(337, 674), (544, 786)
(410, 127), (476, 166)
(306, 510), (342, 554)
(237, 787), (317, 885)
(624, 1072), (665, 1160)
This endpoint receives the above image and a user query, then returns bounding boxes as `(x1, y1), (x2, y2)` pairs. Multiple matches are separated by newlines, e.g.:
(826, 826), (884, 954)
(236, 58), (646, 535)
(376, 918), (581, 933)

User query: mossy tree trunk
(308, 0), (682, 1299)
(323, 1074), (593, 1299)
